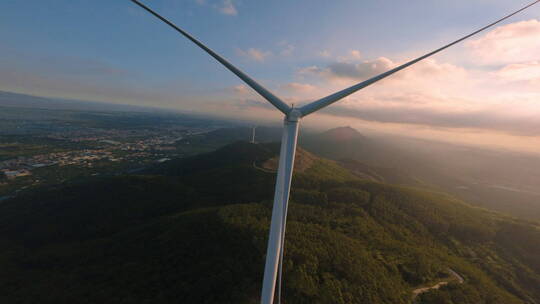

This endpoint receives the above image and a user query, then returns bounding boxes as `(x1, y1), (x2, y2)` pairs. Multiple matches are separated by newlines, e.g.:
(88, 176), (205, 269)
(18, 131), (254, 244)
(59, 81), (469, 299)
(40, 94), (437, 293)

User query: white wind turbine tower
(251, 126), (257, 144)
(129, 1), (539, 303)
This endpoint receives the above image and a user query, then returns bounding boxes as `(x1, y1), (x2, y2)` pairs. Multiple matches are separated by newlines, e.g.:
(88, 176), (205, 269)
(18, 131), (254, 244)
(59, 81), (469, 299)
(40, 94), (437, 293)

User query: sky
(1, 0), (540, 153)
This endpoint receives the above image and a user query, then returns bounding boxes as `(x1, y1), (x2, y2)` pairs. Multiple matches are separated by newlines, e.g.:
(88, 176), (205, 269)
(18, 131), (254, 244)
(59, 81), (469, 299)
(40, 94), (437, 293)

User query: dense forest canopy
(0, 142), (538, 303)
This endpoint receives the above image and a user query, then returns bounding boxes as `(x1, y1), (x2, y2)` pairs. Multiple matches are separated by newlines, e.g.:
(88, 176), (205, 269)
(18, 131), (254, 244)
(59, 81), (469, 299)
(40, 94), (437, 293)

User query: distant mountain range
(0, 90), (156, 112)
(0, 91), (234, 134)
(0, 141), (538, 303)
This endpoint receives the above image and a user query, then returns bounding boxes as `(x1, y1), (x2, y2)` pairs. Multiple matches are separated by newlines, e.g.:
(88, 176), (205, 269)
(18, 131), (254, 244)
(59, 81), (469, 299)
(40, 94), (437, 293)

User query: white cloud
(232, 84), (249, 95)
(237, 48), (272, 62)
(299, 57), (394, 81)
(329, 49), (363, 62)
(279, 43), (295, 56)
(318, 50), (331, 58)
(466, 19), (540, 65)
(282, 82), (316, 92)
(336, 50), (362, 61)
(219, 0), (238, 16)
(349, 50), (362, 59)
(195, 0), (238, 16)
(289, 19), (540, 139)
(320, 94), (540, 137)
(495, 61), (540, 83)
(298, 65), (323, 75)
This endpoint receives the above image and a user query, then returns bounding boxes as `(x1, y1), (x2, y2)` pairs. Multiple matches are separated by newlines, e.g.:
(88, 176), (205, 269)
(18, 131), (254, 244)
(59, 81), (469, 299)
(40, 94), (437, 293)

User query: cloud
(0, 50), (130, 82)
(349, 50), (362, 59)
(335, 50), (362, 61)
(290, 23), (539, 138)
(495, 61), (540, 83)
(219, 0), (238, 16)
(282, 82), (316, 92)
(316, 93), (540, 137)
(4, 15), (539, 151)
(237, 48), (272, 62)
(0, 48), (196, 109)
(325, 57), (394, 80)
(195, 0), (238, 16)
(318, 50), (331, 58)
(1, 50), (129, 78)
(466, 19), (540, 65)
(236, 42), (293, 63)
(299, 56), (468, 84)
(298, 65), (322, 76)
(279, 42), (295, 56)
(227, 82), (540, 137)
(232, 84), (250, 94)
(0, 67), (162, 106)
(51, 58), (128, 77)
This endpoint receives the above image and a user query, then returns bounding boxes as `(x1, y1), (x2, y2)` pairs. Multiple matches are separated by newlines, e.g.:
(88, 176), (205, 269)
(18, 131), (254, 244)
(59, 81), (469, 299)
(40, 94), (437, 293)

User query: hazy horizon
(1, 0), (540, 153)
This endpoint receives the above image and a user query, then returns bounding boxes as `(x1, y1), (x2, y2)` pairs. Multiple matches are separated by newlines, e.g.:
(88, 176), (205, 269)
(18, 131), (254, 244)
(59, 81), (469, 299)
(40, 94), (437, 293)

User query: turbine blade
(130, 0), (291, 114)
(299, 0), (540, 117)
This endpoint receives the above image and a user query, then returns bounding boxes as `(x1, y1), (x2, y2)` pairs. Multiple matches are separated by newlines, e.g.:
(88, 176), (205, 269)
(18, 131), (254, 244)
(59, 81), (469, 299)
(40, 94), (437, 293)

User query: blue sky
(1, 0), (540, 152)
(1, 0), (536, 93)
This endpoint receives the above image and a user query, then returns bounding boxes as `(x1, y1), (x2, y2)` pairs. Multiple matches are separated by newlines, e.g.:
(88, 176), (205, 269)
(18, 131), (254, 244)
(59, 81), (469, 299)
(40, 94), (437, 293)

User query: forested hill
(177, 126), (540, 221)
(0, 141), (539, 303)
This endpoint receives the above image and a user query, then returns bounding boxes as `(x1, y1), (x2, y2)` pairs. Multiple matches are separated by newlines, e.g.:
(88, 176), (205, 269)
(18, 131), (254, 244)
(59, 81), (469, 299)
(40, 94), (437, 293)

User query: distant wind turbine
(128, 1), (539, 303)
(251, 126), (257, 144)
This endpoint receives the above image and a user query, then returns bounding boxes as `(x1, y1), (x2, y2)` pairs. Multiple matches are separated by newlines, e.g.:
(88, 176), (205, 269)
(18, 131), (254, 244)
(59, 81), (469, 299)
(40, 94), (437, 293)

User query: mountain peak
(321, 126), (365, 141)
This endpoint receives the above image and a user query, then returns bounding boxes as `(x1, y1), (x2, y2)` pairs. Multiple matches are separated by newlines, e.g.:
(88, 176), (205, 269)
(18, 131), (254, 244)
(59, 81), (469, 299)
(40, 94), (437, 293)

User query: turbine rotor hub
(286, 109), (302, 122)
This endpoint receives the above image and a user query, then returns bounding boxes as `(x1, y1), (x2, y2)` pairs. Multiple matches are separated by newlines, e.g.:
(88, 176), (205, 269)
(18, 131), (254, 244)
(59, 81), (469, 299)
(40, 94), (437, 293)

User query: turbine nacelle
(286, 108), (302, 122)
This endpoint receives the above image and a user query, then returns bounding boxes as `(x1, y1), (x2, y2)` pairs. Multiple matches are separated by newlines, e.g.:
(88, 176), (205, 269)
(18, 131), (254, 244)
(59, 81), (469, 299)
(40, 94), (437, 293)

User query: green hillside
(0, 142), (538, 303)
(180, 126), (540, 221)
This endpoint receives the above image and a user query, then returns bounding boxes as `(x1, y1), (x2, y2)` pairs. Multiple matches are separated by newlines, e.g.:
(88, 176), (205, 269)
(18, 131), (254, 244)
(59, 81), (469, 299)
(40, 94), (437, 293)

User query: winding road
(412, 268), (464, 299)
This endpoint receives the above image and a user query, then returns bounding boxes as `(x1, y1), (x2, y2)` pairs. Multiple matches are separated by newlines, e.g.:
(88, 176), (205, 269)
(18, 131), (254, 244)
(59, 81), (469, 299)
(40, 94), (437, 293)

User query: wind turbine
(128, 1), (539, 303)
(251, 126), (257, 144)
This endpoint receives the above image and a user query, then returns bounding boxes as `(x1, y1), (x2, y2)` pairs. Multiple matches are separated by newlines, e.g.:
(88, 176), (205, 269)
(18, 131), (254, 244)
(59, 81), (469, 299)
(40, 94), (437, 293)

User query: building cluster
(0, 138), (183, 181)
(0, 150), (114, 178)
(47, 128), (186, 144)
(0, 126), (216, 184)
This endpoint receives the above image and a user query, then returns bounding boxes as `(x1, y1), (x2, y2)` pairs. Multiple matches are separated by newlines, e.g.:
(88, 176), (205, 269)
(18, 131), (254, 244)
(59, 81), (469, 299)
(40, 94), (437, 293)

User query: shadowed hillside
(180, 126), (540, 221)
(0, 141), (539, 303)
